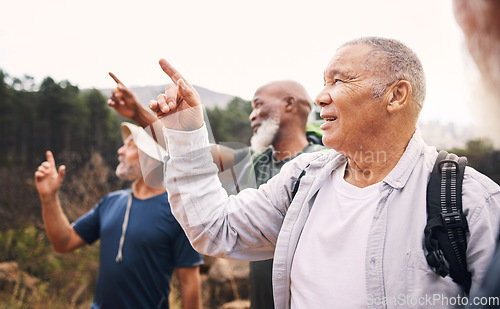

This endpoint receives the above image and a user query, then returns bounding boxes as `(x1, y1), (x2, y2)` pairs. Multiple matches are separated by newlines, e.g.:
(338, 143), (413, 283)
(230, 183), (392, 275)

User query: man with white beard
(249, 111), (280, 155)
(235, 80), (326, 309)
(237, 81), (326, 189)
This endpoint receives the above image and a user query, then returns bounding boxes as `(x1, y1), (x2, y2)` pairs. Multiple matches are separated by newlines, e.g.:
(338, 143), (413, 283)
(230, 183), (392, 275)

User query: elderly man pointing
(150, 37), (500, 308)
(35, 122), (202, 309)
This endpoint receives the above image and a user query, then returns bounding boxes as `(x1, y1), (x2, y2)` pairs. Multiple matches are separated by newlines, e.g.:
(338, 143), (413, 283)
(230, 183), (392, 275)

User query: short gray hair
(341, 37), (426, 109)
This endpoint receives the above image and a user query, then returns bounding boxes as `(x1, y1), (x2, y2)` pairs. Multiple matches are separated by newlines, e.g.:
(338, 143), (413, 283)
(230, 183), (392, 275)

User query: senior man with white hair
(34, 122), (202, 309)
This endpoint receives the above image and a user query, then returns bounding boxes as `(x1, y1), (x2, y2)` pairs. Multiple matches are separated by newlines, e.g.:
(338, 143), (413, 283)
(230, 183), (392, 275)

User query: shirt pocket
(405, 250), (463, 308)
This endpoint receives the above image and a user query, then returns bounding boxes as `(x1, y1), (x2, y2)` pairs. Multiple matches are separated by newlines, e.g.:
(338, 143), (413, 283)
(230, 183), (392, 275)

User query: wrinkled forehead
(323, 44), (374, 77)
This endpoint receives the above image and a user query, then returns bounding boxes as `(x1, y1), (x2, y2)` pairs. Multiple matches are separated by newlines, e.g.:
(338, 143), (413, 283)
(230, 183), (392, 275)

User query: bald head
(249, 80), (312, 154)
(255, 80), (312, 123)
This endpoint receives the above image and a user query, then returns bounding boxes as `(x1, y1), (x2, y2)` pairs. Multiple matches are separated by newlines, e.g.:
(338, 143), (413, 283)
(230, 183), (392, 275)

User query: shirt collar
(383, 128), (426, 189)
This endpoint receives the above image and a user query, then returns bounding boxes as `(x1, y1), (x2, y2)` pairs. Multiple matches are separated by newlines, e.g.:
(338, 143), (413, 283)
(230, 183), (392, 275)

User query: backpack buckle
(441, 211), (467, 229)
(438, 159), (459, 172)
(426, 249), (450, 277)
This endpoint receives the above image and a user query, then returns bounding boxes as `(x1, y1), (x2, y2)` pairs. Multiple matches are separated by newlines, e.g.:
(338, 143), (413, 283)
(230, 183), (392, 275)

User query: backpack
(424, 150), (471, 294)
(291, 150), (471, 294)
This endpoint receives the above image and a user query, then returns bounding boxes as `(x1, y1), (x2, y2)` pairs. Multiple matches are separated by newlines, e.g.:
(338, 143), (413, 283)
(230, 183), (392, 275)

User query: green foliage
(206, 97), (253, 145)
(80, 89), (123, 166)
(0, 226), (99, 307)
(0, 72), (123, 168)
(0, 226), (56, 276)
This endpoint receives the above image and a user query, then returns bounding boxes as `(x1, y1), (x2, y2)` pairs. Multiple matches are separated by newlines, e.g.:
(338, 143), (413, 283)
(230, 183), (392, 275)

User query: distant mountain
(99, 84), (236, 109)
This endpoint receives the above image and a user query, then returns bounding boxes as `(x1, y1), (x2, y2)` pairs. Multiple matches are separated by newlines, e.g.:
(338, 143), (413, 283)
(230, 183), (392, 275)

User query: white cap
(120, 122), (167, 189)
(120, 122), (166, 161)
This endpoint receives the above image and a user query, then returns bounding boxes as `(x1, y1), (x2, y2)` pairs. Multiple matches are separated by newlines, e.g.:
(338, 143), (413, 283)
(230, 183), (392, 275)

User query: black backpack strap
(291, 153), (328, 200)
(424, 150), (471, 294)
(291, 164), (310, 199)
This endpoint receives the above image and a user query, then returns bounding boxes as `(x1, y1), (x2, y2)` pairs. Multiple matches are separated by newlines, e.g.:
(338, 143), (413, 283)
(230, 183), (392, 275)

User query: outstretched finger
(109, 72), (125, 86)
(159, 59), (186, 85)
(46, 151), (56, 167)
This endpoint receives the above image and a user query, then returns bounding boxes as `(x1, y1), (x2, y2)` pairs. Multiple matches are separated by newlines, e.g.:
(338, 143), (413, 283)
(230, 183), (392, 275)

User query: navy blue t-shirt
(72, 189), (202, 309)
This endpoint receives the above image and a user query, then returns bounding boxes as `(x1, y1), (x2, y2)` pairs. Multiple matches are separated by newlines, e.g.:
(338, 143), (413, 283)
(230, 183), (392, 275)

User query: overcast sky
(1, 0), (477, 124)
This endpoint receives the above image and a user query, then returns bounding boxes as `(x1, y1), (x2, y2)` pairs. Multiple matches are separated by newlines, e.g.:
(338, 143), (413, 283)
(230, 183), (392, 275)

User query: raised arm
(148, 59), (297, 260)
(34, 151), (87, 253)
(108, 72), (166, 149)
(108, 72), (158, 126)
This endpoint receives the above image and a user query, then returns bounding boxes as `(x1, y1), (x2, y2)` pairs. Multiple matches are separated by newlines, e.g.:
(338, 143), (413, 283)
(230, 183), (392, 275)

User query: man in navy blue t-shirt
(35, 121), (202, 309)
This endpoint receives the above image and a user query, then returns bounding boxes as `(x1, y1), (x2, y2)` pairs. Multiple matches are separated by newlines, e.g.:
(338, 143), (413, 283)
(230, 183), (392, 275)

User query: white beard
(116, 157), (142, 181)
(250, 117), (280, 154)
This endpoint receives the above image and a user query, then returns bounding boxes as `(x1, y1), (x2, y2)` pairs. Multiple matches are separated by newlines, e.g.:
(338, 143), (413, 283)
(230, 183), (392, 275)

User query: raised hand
(107, 72), (142, 120)
(34, 151), (66, 201)
(149, 59), (204, 131)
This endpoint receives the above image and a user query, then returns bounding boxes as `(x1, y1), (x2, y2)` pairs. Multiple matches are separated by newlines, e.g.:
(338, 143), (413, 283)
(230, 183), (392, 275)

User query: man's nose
(249, 109), (258, 122)
(315, 88), (332, 108)
(117, 144), (125, 155)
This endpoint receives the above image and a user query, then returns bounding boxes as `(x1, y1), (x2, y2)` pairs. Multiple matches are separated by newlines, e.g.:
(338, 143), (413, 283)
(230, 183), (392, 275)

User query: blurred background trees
(206, 97), (253, 145)
(0, 71), (123, 168)
(0, 69), (253, 307)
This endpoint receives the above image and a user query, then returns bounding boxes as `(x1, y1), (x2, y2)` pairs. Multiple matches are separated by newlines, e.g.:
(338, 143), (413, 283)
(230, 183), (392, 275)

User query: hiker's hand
(149, 59), (203, 131)
(34, 151), (66, 201)
(107, 72), (142, 120)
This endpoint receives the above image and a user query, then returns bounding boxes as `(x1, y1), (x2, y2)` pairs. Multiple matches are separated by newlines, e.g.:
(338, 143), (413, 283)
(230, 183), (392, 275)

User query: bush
(0, 226), (99, 307)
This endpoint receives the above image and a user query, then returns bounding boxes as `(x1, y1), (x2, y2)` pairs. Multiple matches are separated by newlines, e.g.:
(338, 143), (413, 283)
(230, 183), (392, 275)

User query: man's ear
(385, 80), (412, 114)
(284, 96), (295, 112)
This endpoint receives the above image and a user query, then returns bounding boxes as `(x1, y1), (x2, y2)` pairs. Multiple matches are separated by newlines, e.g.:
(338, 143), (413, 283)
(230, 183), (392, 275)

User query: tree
(206, 97), (253, 145)
(11, 76), (38, 165)
(450, 138), (500, 185)
(0, 71), (14, 164)
(81, 89), (123, 166)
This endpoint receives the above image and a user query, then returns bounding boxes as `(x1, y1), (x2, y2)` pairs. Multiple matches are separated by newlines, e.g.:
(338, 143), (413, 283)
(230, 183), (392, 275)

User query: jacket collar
(383, 128), (426, 190)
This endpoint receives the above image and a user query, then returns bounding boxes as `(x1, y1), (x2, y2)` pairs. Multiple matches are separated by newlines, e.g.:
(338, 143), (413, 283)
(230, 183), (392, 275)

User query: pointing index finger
(108, 72), (125, 86)
(46, 150), (56, 167)
(159, 58), (185, 85)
